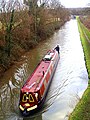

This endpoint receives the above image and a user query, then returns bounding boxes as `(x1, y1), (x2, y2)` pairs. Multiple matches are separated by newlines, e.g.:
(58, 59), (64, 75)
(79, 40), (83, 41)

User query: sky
(5, 0), (90, 8)
(59, 0), (90, 8)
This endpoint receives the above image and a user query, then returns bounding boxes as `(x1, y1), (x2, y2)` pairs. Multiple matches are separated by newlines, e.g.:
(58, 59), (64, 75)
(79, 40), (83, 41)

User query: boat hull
(39, 54), (60, 104)
(19, 49), (60, 116)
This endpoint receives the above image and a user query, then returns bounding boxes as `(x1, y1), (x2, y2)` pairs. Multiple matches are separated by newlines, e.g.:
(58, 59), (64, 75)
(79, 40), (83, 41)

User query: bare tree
(0, 0), (24, 68)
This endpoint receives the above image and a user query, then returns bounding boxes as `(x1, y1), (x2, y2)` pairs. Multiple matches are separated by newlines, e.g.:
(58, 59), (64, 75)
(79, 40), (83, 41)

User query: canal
(0, 19), (88, 120)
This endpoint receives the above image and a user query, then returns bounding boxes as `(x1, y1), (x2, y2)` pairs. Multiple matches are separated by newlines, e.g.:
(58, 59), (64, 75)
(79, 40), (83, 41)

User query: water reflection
(0, 20), (88, 120)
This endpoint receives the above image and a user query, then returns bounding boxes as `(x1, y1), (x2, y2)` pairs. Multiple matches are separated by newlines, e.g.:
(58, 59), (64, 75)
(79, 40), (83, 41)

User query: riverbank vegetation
(69, 17), (90, 120)
(0, 0), (70, 77)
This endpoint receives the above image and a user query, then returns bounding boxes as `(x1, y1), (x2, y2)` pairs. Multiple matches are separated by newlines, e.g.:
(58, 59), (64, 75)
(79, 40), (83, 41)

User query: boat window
(22, 94), (27, 102)
(22, 94), (34, 102)
(29, 94), (34, 102)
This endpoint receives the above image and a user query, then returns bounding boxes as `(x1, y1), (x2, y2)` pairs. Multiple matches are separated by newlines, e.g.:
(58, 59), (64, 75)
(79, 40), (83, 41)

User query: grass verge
(69, 17), (90, 120)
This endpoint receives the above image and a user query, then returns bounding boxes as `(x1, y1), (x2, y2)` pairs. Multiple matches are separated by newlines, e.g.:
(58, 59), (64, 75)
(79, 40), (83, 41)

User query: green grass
(69, 17), (90, 120)
(81, 23), (90, 40)
(77, 17), (90, 79)
(69, 88), (90, 120)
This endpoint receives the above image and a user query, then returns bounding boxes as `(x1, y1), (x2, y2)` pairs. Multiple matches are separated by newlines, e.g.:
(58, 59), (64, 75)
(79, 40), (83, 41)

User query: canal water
(0, 19), (88, 120)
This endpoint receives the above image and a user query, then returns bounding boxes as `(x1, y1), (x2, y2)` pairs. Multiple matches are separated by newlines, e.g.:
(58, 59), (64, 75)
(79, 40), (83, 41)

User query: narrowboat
(19, 48), (60, 115)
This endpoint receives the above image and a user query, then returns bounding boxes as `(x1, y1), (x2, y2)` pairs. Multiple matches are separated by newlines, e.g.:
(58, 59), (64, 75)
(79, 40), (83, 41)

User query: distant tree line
(69, 8), (90, 16)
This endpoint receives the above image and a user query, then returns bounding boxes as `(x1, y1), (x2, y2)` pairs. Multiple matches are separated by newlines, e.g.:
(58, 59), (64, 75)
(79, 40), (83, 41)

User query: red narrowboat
(19, 48), (60, 115)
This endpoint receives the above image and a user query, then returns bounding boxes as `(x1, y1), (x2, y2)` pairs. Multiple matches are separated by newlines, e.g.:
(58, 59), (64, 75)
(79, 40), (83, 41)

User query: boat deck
(21, 50), (55, 93)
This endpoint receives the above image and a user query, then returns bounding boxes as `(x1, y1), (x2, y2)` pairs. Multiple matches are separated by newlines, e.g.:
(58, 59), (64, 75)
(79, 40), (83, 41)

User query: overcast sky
(59, 0), (90, 8)
(5, 0), (90, 8)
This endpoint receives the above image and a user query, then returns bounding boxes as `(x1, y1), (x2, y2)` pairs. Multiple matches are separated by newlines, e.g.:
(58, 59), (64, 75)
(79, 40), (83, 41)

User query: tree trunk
(5, 9), (14, 57)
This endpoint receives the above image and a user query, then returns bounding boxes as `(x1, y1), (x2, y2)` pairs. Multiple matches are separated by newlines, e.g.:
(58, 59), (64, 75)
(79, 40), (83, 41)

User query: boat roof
(21, 50), (56, 93)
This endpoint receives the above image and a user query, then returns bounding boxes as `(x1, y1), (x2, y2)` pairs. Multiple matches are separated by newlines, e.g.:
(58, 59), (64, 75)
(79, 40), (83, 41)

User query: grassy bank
(69, 17), (90, 120)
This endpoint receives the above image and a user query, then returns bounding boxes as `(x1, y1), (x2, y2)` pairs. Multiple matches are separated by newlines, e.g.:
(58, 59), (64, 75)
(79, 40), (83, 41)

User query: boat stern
(19, 91), (39, 115)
